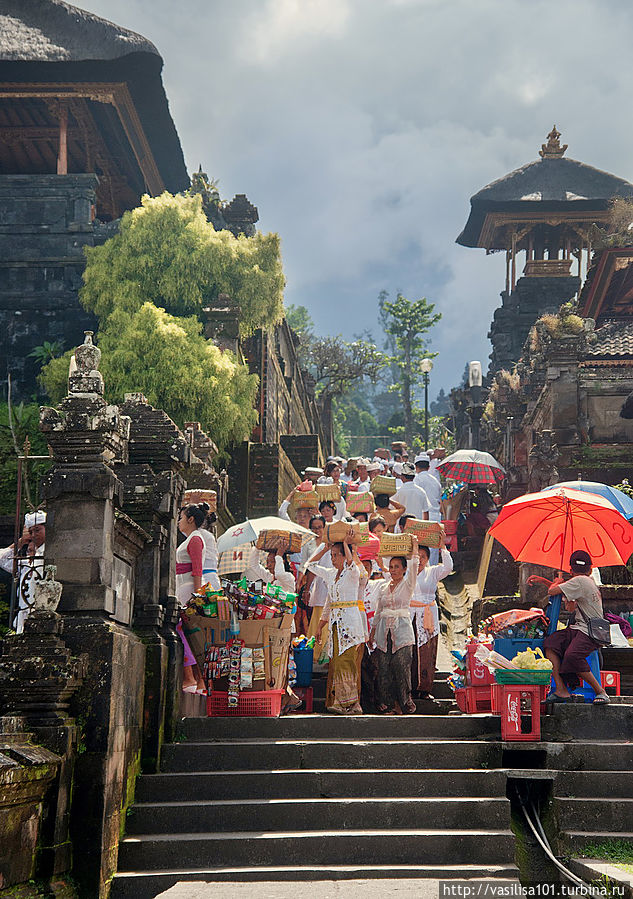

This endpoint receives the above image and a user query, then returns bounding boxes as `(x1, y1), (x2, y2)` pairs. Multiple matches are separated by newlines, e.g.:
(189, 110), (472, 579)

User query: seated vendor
(543, 550), (609, 704)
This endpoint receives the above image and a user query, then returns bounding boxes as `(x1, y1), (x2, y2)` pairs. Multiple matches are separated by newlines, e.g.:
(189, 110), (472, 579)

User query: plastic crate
(495, 669), (552, 685)
(465, 684), (491, 713)
(454, 687), (468, 712)
(492, 682), (549, 714)
(465, 642), (495, 686)
(493, 638), (543, 662)
(207, 689), (284, 717)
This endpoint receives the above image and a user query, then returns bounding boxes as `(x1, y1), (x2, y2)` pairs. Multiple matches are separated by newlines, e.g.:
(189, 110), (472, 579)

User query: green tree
(379, 291), (442, 446)
(0, 401), (51, 515)
(305, 335), (386, 447)
(285, 304), (314, 341)
(332, 394), (380, 455)
(41, 304), (258, 450)
(81, 192), (285, 336)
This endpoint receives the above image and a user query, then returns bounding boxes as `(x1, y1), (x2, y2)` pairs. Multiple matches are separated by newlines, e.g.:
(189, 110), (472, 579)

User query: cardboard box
(238, 613), (293, 646)
(181, 615), (231, 669)
(264, 625), (292, 691)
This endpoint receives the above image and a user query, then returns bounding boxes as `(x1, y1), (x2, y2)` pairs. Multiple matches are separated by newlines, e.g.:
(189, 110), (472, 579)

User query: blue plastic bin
(493, 638), (543, 661)
(293, 647), (314, 687)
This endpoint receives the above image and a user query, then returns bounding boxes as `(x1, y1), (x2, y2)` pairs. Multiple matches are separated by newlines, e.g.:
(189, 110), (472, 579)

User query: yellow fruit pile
(512, 647), (553, 670)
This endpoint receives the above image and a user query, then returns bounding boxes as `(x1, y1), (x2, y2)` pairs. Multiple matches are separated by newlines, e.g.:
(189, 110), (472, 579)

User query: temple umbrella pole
(8, 457), (22, 630)
(8, 452), (52, 630)
(420, 358), (433, 452)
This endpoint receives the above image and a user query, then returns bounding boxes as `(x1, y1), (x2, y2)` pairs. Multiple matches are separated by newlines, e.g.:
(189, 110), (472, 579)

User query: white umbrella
(216, 516), (314, 553)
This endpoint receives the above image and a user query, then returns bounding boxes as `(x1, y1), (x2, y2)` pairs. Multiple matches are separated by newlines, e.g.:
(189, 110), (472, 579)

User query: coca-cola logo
(507, 695), (520, 728)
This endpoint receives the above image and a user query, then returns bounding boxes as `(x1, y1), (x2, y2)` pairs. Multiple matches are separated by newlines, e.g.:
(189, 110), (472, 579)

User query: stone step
(117, 828), (517, 871)
(544, 741), (633, 771)
(556, 798), (633, 832)
(562, 830), (633, 854)
(136, 767), (509, 802)
(160, 738), (502, 773)
(182, 713), (496, 741)
(553, 770), (633, 798)
(125, 796), (511, 835)
(110, 863), (520, 899)
(309, 697), (456, 714)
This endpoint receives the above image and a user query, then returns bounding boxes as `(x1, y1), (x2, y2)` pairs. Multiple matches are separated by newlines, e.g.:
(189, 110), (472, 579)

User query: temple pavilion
(457, 127), (633, 374)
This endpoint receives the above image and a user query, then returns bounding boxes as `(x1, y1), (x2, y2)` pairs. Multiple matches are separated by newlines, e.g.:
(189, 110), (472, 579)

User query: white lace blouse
(306, 557), (368, 656)
(373, 555), (419, 652)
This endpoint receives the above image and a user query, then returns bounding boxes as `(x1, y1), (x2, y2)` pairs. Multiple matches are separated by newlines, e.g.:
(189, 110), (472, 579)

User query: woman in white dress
(175, 503), (208, 693)
(370, 536), (419, 714)
(410, 533), (452, 698)
(199, 504), (221, 591)
(309, 535), (368, 714)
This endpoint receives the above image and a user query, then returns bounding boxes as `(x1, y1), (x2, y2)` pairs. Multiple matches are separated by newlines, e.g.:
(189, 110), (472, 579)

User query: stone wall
(280, 434), (324, 476)
(488, 275), (580, 375)
(227, 441), (301, 520)
(0, 174), (100, 401)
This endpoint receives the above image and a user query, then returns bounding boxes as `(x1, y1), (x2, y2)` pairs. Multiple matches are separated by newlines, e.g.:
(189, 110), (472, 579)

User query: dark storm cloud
(77, 0), (633, 394)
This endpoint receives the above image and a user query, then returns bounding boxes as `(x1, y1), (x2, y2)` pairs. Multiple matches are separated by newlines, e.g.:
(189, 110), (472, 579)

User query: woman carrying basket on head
(308, 531), (368, 714)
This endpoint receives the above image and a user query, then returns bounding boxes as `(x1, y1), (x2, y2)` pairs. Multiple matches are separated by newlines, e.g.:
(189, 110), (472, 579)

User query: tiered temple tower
(457, 127), (633, 374)
(0, 0), (190, 399)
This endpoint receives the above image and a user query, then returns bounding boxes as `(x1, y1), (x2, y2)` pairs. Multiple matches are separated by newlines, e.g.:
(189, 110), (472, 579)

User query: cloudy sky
(77, 0), (633, 399)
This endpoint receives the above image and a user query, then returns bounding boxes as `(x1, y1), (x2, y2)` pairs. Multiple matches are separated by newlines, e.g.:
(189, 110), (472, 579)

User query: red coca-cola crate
(465, 684), (492, 713)
(466, 641), (495, 687)
(492, 682), (549, 714)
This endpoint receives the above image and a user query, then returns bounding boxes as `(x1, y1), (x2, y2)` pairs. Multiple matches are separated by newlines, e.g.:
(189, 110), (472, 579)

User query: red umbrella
(436, 449), (505, 485)
(488, 486), (633, 572)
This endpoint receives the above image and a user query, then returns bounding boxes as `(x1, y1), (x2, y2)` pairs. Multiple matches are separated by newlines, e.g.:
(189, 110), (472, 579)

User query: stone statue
(528, 430), (559, 492)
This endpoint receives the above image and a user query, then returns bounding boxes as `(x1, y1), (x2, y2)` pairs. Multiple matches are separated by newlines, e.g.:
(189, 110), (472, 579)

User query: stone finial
(539, 125), (568, 159)
(69, 330), (104, 396)
(32, 565), (63, 614)
(40, 331), (131, 465)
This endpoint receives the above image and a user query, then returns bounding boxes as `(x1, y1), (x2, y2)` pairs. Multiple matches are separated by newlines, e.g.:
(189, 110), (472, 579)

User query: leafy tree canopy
(81, 192), (285, 336)
(285, 304), (314, 341)
(306, 335), (386, 401)
(0, 401), (51, 515)
(41, 303), (258, 450)
(378, 290), (442, 444)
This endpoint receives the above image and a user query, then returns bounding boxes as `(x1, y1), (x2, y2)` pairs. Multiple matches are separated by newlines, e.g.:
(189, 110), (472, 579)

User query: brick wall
(280, 434), (324, 475)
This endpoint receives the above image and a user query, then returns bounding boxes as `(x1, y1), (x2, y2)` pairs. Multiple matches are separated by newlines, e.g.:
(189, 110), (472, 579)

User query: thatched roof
(0, 0), (159, 61)
(457, 156), (633, 248)
(0, 0), (189, 194)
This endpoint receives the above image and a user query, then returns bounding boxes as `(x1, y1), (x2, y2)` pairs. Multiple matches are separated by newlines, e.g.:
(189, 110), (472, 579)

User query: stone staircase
(549, 743), (633, 859)
(111, 711), (519, 897)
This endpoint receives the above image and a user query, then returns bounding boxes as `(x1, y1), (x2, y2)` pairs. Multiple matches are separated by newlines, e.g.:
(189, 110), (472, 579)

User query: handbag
(576, 604), (612, 646)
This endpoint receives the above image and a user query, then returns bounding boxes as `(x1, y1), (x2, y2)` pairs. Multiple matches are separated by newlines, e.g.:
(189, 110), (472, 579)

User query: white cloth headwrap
(24, 510), (46, 529)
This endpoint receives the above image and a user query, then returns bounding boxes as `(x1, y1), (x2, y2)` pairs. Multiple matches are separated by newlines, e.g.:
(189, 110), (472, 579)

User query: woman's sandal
(546, 693), (569, 703)
(593, 693), (610, 704)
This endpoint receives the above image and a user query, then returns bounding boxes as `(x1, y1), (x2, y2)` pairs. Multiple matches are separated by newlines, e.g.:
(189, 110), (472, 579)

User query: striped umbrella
(436, 449), (505, 485)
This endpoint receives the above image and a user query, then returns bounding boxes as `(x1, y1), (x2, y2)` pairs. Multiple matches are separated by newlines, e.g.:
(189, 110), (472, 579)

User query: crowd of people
(276, 449), (453, 715)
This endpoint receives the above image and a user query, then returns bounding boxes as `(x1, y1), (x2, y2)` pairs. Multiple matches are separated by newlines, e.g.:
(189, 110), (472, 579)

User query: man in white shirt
(429, 447), (446, 479)
(393, 463), (429, 521)
(0, 510), (46, 633)
(414, 456), (442, 522)
(353, 458), (372, 493)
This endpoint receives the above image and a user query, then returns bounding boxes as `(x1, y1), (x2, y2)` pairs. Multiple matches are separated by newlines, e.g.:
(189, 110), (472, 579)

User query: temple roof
(0, 0), (188, 196)
(457, 129), (633, 248)
(0, 0), (159, 61)
(587, 320), (633, 358)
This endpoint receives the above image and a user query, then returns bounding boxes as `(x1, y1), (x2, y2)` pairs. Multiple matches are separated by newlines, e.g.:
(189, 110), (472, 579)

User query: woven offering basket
(379, 532), (415, 559)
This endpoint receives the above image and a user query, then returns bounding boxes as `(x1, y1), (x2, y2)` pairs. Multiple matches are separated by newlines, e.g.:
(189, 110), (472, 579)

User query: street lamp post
(420, 358), (433, 451)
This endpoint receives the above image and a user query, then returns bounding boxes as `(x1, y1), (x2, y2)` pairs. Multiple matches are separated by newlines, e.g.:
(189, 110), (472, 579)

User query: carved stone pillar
(38, 335), (149, 897)
(0, 576), (85, 887)
(117, 393), (191, 756)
